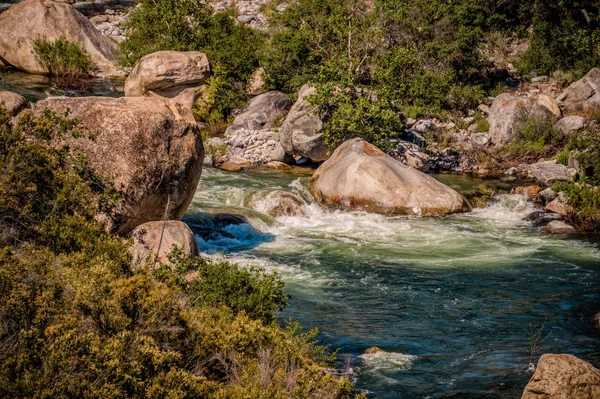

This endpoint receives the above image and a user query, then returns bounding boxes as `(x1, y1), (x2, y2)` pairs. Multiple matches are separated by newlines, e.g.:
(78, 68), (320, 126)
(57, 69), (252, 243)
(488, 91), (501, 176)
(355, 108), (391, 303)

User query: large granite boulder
(279, 85), (328, 162)
(489, 93), (561, 146)
(131, 220), (199, 269)
(0, 0), (120, 76)
(35, 96), (204, 234)
(124, 51), (211, 98)
(225, 91), (292, 133)
(311, 138), (471, 216)
(557, 68), (600, 113)
(0, 90), (28, 116)
(522, 354), (600, 398)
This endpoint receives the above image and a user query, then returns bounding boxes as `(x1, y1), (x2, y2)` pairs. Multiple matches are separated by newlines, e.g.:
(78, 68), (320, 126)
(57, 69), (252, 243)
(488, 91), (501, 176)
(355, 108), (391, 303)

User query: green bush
(33, 37), (94, 88)
(553, 182), (600, 232)
(0, 107), (364, 399)
(500, 114), (563, 155)
(519, 1), (600, 77)
(313, 85), (405, 152)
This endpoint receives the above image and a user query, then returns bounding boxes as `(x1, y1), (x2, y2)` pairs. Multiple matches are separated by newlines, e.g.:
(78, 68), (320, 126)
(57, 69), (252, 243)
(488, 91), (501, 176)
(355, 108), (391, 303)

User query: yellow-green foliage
(0, 108), (364, 399)
(33, 37), (93, 88)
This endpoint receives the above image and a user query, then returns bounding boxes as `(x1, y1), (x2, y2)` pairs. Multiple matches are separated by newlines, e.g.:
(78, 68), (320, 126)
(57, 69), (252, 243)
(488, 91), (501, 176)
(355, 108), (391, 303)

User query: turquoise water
(185, 167), (600, 399)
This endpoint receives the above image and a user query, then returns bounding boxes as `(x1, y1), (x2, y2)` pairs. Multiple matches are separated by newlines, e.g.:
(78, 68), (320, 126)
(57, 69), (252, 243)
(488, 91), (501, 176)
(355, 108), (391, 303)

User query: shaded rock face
(311, 138), (471, 216)
(131, 220), (199, 269)
(124, 51), (211, 98)
(522, 354), (600, 398)
(279, 85), (329, 162)
(0, 0), (120, 76)
(36, 96), (204, 234)
(226, 91), (292, 133)
(0, 90), (28, 116)
(488, 93), (561, 146)
(557, 68), (600, 113)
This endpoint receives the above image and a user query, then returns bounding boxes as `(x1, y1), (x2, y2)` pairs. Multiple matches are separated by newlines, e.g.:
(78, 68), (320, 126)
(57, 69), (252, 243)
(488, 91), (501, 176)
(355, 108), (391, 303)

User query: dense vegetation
(33, 37), (93, 89)
(0, 107), (362, 398)
(121, 0), (600, 148)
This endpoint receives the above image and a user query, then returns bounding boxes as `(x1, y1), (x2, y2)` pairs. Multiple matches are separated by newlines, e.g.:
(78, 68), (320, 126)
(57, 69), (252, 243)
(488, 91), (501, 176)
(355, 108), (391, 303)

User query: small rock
(538, 188), (557, 204)
(364, 346), (384, 355)
(531, 75), (548, 83)
(546, 198), (574, 216)
(556, 115), (586, 136)
(0, 90), (28, 116)
(215, 155), (253, 172)
(264, 161), (292, 170)
(540, 221), (577, 235)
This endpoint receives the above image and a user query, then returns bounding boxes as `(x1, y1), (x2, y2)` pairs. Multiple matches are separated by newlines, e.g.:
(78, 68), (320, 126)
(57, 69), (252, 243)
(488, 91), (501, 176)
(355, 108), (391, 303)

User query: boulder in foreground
(522, 354), (600, 399)
(0, 0), (120, 76)
(36, 96), (204, 234)
(131, 220), (199, 269)
(311, 138), (471, 216)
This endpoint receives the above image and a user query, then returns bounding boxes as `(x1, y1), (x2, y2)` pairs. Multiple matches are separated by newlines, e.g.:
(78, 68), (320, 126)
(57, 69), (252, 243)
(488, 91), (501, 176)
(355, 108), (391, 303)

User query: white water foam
(358, 351), (418, 372)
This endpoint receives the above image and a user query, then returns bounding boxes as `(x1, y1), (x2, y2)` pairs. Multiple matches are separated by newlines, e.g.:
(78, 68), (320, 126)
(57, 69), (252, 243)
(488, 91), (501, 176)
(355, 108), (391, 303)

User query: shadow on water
(183, 212), (275, 254)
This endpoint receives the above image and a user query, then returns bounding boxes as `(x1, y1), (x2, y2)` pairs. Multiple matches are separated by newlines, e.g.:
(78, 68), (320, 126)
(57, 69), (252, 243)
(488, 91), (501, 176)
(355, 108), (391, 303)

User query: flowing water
(185, 167), (600, 399)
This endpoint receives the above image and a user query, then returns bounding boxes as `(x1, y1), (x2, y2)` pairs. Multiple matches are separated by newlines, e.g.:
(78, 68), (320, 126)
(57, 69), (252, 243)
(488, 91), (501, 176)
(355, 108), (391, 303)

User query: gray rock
(488, 93), (560, 145)
(538, 187), (557, 204)
(279, 85), (328, 162)
(556, 115), (586, 136)
(471, 132), (491, 146)
(557, 68), (600, 113)
(531, 75), (548, 83)
(539, 221), (577, 235)
(412, 119), (436, 134)
(522, 160), (575, 186)
(226, 91), (292, 133)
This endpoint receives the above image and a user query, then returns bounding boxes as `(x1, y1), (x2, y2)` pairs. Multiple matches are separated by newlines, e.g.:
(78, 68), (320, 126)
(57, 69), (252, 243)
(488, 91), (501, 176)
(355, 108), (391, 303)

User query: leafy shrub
(567, 127), (600, 185)
(500, 115), (563, 155)
(0, 107), (364, 398)
(476, 118), (490, 133)
(313, 85), (405, 152)
(519, 1), (600, 76)
(553, 182), (600, 232)
(33, 37), (93, 88)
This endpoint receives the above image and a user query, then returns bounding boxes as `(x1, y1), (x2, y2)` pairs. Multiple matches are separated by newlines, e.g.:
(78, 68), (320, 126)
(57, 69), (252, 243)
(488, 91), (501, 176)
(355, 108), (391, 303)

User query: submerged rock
(124, 51), (211, 98)
(0, 90), (28, 116)
(522, 354), (600, 399)
(246, 190), (306, 217)
(539, 220), (577, 235)
(279, 85), (329, 162)
(131, 220), (199, 269)
(311, 138), (471, 216)
(0, 0), (120, 76)
(364, 346), (385, 355)
(36, 96), (204, 234)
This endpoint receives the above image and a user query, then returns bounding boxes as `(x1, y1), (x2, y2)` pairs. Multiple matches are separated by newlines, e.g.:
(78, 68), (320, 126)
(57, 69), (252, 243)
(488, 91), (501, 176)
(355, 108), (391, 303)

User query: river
(3, 69), (599, 398)
(185, 166), (600, 399)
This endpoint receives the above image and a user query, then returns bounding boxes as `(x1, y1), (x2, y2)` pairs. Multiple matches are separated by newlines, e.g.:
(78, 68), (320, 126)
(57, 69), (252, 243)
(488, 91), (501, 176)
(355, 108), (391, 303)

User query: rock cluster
(89, 7), (129, 44)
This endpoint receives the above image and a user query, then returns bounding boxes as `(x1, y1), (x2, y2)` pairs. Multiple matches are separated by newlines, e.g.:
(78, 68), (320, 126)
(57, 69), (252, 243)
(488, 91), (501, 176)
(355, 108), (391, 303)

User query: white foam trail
(358, 351), (418, 372)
